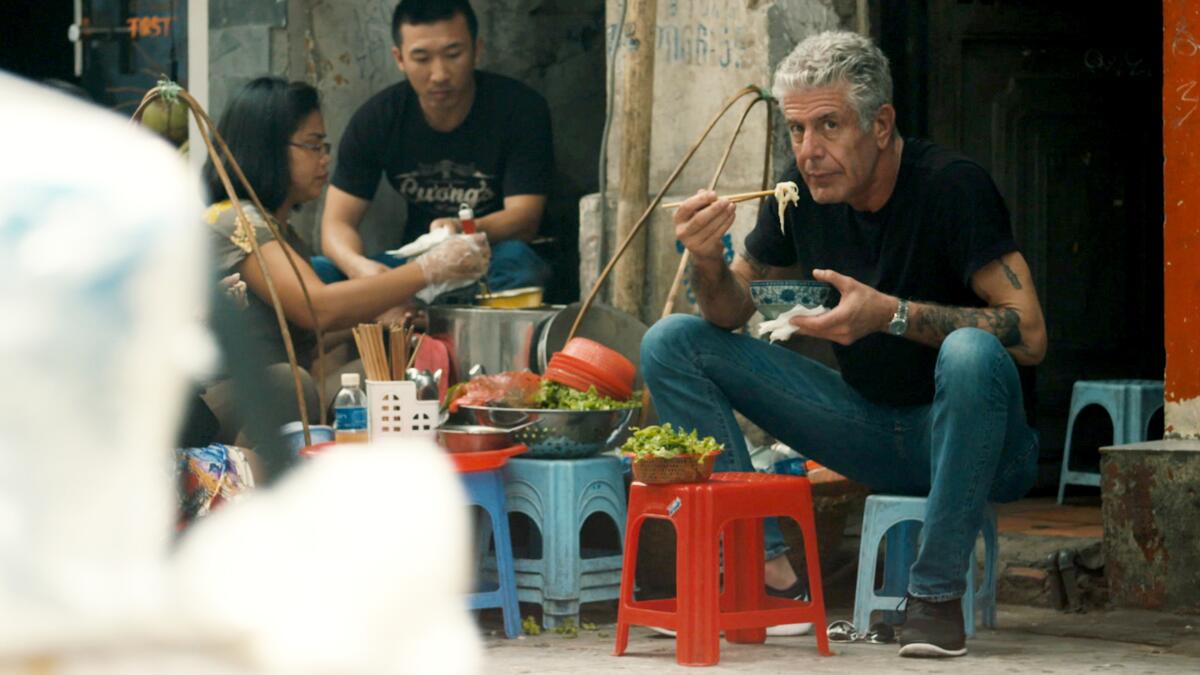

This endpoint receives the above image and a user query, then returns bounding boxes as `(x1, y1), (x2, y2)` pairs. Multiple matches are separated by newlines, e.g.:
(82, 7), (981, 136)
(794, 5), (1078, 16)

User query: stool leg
(724, 518), (767, 644)
(789, 489), (831, 656)
(613, 505), (648, 657)
(882, 520), (918, 624)
(542, 500), (581, 630)
(853, 501), (885, 634)
(675, 506), (721, 666)
(485, 473), (523, 639)
(1057, 400), (1082, 504)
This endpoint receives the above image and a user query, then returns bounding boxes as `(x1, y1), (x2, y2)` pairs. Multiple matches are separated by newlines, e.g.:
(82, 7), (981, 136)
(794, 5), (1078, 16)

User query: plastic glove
(414, 232), (490, 287)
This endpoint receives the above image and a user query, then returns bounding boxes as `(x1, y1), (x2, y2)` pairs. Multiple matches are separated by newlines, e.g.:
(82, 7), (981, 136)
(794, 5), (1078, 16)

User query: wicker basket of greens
(622, 423), (723, 484)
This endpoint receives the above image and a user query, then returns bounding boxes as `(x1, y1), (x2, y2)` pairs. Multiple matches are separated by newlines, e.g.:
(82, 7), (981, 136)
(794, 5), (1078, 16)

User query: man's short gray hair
(772, 31), (893, 133)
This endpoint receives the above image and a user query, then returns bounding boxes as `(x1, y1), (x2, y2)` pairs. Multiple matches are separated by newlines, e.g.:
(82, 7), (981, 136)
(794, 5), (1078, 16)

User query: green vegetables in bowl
(621, 423), (723, 464)
(532, 380), (641, 411)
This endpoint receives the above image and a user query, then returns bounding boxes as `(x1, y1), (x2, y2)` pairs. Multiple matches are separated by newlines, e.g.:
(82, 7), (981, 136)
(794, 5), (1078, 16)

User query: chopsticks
(352, 323), (388, 381)
(353, 321), (425, 381)
(660, 188), (776, 210)
(389, 323), (407, 380)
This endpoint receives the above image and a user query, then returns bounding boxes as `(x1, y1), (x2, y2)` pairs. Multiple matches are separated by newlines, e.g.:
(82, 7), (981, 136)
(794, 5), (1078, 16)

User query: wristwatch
(887, 298), (909, 336)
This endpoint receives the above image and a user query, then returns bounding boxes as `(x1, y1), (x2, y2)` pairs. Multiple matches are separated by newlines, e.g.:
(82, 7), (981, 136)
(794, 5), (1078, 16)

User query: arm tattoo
(1001, 261), (1023, 290)
(742, 250), (770, 279)
(915, 303), (1023, 347)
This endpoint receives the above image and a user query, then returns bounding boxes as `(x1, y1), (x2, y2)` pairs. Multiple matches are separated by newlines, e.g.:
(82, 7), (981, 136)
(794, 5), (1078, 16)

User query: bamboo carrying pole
(660, 95), (774, 321)
(131, 81), (327, 446)
(611, 0), (658, 316)
(567, 84), (769, 344)
(565, 83), (775, 425)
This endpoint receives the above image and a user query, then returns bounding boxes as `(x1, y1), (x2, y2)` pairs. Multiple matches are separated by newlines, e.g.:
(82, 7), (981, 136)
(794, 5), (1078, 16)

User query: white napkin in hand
(756, 304), (830, 343)
(386, 227), (451, 259)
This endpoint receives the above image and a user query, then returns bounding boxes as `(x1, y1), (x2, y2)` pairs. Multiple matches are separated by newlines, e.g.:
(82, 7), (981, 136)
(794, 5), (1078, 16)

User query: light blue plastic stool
(853, 495), (998, 637)
(1057, 379), (1164, 504)
(489, 456), (626, 628)
(461, 469), (523, 638)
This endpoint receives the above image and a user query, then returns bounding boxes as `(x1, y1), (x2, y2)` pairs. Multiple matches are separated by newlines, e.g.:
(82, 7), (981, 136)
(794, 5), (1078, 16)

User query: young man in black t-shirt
(642, 31), (1047, 657)
(316, 0), (552, 292)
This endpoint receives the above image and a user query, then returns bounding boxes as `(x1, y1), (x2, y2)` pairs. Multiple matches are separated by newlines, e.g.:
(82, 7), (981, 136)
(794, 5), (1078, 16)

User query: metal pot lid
(536, 301), (648, 385)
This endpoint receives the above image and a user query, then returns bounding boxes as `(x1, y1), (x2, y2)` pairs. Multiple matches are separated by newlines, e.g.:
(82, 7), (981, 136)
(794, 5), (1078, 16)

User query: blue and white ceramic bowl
(750, 280), (837, 319)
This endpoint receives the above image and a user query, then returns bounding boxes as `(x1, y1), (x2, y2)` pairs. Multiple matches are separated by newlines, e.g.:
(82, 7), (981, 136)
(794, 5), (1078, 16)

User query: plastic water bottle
(770, 443), (809, 477)
(333, 372), (369, 443)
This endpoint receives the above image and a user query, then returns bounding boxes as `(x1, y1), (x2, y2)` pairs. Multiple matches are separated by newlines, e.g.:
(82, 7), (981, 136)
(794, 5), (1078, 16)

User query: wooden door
(893, 1), (1164, 474)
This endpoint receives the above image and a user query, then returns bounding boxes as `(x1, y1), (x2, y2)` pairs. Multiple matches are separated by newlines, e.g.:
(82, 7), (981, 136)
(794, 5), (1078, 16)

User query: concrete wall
(581, 0), (852, 323)
(207, 0), (607, 300)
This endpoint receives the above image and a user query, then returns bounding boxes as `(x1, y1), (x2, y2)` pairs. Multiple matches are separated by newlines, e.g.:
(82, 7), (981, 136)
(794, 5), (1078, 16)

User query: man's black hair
(391, 0), (478, 47)
(203, 77), (320, 212)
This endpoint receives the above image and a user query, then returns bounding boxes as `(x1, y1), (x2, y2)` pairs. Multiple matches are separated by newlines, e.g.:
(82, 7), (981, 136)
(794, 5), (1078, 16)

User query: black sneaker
(765, 578), (813, 637)
(897, 594), (967, 658)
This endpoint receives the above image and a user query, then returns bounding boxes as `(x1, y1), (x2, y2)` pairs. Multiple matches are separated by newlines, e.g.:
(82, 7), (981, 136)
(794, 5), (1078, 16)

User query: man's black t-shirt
(332, 71), (553, 245)
(744, 138), (1018, 407)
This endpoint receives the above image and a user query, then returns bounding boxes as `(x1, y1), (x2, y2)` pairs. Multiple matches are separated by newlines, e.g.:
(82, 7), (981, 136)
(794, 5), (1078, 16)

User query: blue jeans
(309, 239), (550, 290)
(640, 315), (1039, 600)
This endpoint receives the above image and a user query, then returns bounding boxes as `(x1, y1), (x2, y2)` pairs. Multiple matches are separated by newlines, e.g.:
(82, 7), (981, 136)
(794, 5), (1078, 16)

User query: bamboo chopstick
(660, 188), (776, 210)
(388, 324), (404, 380)
(353, 323), (389, 381)
(406, 333), (424, 371)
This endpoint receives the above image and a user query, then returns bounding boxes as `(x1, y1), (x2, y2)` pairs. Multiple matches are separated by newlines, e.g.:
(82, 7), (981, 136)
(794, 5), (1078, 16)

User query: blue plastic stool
(853, 495), (998, 637)
(1057, 379), (1164, 503)
(461, 469), (522, 638)
(490, 456), (626, 628)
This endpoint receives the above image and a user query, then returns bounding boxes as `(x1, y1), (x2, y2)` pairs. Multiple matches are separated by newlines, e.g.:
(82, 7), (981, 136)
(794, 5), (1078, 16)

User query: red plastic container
(449, 444), (528, 473)
(544, 364), (623, 399)
(560, 338), (636, 389)
(547, 353), (633, 400)
(299, 441), (338, 459)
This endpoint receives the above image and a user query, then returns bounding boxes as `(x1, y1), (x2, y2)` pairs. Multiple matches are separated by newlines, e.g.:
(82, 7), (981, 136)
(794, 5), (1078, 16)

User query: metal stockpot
(427, 305), (562, 383)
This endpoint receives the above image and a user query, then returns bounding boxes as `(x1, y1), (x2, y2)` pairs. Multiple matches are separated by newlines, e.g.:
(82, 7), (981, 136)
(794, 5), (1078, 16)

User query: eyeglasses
(289, 140), (332, 155)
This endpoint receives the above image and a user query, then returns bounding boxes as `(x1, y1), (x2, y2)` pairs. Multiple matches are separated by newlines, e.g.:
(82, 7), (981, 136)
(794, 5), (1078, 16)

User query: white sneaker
(765, 580), (813, 636)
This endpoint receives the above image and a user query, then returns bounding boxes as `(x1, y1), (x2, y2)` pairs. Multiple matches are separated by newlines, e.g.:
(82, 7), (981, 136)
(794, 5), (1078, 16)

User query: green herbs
(620, 423), (722, 463)
(532, 380), (641, 411)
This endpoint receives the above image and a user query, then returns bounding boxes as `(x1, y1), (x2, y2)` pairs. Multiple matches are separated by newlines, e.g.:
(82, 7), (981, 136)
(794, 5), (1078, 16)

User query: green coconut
(141, 96), (188, 146)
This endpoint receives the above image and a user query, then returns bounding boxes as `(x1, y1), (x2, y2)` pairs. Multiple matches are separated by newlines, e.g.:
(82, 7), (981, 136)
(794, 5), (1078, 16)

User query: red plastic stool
(613, 472), (832, 666)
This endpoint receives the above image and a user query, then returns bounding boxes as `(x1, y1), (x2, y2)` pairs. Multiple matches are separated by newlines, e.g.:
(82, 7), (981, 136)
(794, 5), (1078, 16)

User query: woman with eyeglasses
(199, 77), (488, 468)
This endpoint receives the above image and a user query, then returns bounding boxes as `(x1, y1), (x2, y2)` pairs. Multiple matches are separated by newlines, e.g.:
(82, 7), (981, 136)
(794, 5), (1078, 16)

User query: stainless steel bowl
(427, 305), (563, 382)
(437, 424), (516, 453)
(458, 405), (638, 459)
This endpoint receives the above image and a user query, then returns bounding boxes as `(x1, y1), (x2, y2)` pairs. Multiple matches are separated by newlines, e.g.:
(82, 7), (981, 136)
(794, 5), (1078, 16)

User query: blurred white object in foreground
(173, 441), (481, 674)
(0, 72), (209, 649)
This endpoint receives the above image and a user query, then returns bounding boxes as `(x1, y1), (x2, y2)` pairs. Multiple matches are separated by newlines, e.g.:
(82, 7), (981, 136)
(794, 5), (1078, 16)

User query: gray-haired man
(642, 30), (1046, 658)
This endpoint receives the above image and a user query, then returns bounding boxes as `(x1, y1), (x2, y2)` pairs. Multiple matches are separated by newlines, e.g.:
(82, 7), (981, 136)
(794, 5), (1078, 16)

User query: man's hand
(786, 268), (895, 345)
(674, 189), (736, 266)
(429, 217), (463, 234)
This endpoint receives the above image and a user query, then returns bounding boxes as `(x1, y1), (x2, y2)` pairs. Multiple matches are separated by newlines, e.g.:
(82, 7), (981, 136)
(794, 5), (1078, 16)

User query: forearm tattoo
(914, 303), (1023, 347)
(1001, 261), (1023, 289)
(742, 249), (770, 279)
